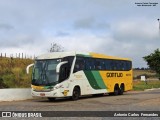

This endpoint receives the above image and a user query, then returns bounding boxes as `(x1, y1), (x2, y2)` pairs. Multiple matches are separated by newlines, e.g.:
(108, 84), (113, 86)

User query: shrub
(3, 74), (16, 88)
(0, 57), (33, 88)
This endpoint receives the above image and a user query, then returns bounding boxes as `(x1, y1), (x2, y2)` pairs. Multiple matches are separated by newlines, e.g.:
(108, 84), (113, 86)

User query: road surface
(0, 89), (160, 120)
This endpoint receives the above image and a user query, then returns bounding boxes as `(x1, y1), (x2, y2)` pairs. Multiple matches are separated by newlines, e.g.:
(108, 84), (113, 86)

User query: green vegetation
(0, 57), (33, 88)
(143, 49), (160, 80)
(133, 69), (160, 91)
(133, 80), (160, 91)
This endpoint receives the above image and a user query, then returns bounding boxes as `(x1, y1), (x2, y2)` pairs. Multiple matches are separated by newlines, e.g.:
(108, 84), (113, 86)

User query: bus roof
(36, 51), (131, 61)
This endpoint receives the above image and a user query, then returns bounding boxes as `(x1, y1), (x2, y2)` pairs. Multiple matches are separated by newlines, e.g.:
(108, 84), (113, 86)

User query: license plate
(40, 93), (45, 96)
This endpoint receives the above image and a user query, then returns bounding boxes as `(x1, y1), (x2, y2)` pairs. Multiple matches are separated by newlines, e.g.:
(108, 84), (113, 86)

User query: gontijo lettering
(106, 73), (123, 77)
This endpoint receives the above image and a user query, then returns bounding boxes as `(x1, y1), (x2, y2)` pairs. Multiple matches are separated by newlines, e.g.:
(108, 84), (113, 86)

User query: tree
(49, 42), (64, 52)
(143, 49), (160, 80)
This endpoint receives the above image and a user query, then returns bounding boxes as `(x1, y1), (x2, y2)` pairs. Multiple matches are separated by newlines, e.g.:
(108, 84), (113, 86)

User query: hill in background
(0, 57), (33, 88)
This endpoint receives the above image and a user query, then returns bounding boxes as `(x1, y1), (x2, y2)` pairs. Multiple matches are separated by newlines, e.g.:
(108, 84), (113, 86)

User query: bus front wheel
(72, 87), (80, 101)
(109, 85), (119, 96)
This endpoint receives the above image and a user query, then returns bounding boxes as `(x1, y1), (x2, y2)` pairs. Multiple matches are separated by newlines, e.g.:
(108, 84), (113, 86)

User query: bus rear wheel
(72, 87), (80, 101)
(119, 84), (124, 95)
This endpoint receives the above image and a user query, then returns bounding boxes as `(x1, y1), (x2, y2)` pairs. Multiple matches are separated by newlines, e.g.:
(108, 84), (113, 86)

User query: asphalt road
(0, 89), (160, 120)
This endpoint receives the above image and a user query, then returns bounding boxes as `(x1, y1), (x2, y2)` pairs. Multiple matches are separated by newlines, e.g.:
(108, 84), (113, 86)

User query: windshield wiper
(39, 61), (49, 84)
(32, 79), (40, 86)
(45, 81), (58, 86)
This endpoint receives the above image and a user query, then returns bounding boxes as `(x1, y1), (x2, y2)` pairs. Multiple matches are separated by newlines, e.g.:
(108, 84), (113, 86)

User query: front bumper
(31, 89), (64, 98)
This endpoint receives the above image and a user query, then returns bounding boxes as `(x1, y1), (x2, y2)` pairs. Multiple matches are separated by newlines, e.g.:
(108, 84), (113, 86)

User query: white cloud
(113, 19), (159, 41)
(0, 0), (160, 68)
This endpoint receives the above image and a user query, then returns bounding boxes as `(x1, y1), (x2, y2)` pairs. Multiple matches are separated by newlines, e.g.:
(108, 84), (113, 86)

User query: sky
(0, 0), (160, 68)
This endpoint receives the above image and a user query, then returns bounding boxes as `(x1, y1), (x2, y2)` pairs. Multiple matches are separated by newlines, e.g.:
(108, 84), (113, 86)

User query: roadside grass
(133, 70), (158, 80)
(133, 70), (156, 77)
(133, 80), (160, 91)
(0, 57), (33, 88)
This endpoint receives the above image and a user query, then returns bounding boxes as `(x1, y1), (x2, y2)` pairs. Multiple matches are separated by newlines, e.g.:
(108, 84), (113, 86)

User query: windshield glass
(32, 59), (61, 86)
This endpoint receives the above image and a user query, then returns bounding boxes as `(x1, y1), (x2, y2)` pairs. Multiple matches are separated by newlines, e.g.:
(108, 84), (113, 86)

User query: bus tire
(119, 84), (124, 95)
(48, 97), (56, 101)
(72, 87), (80, 101)
(113, 85), (119, 96)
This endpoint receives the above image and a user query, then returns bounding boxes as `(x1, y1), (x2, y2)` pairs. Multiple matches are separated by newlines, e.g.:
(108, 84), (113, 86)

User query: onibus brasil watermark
(0, 111), (159, 117)
(1, 112), (42, 118)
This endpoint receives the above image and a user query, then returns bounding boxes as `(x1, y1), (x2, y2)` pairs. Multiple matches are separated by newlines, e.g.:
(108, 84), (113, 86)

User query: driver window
(59, 63), (70, 82)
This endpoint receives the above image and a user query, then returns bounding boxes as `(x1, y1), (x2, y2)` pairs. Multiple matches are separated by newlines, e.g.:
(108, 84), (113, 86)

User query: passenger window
(73, 57), (85, 73)
(126, 61), (132, 70)
(95, 60), (101, 70)
(95, 59), (105, 70)
(85, 58), (95, 70)
(116, 60), (121, 70)
(110, 61), (116, 70)
(119, 61), (125, 70)
(105, 59), (111, 70)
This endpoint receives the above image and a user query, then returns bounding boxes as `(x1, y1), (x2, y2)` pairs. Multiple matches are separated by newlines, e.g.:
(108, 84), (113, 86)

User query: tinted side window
(104, 59), (110, 70)
(104, 59), (132, 71)
(126, 61), (132, 70)
(85, 58), (95, 70)
(116, 60), (125, 71)
(117, 60), (132, 71)
(116, 60), (120, 70)
(95, 59), (105, 70)
(59, 63), (70, 82)
(62, 56), (74, 67)
(95, 59), (101, 70)
(110, 60), (116, 70)
(73, 57), (85, 73)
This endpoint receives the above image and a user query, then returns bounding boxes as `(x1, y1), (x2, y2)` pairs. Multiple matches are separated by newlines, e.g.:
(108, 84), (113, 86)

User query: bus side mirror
(26, 63), (34, 74)
(56, 61), (68, 73)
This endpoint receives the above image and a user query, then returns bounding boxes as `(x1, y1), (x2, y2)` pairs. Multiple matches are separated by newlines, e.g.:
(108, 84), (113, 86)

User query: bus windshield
(32, 59), (61, 86)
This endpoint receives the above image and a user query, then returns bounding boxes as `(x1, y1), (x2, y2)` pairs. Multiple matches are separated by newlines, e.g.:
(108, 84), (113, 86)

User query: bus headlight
(53, 84), (64, 90)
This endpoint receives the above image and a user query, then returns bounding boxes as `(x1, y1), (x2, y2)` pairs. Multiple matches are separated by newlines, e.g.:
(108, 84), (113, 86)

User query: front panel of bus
(31, 56), (74, 98)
